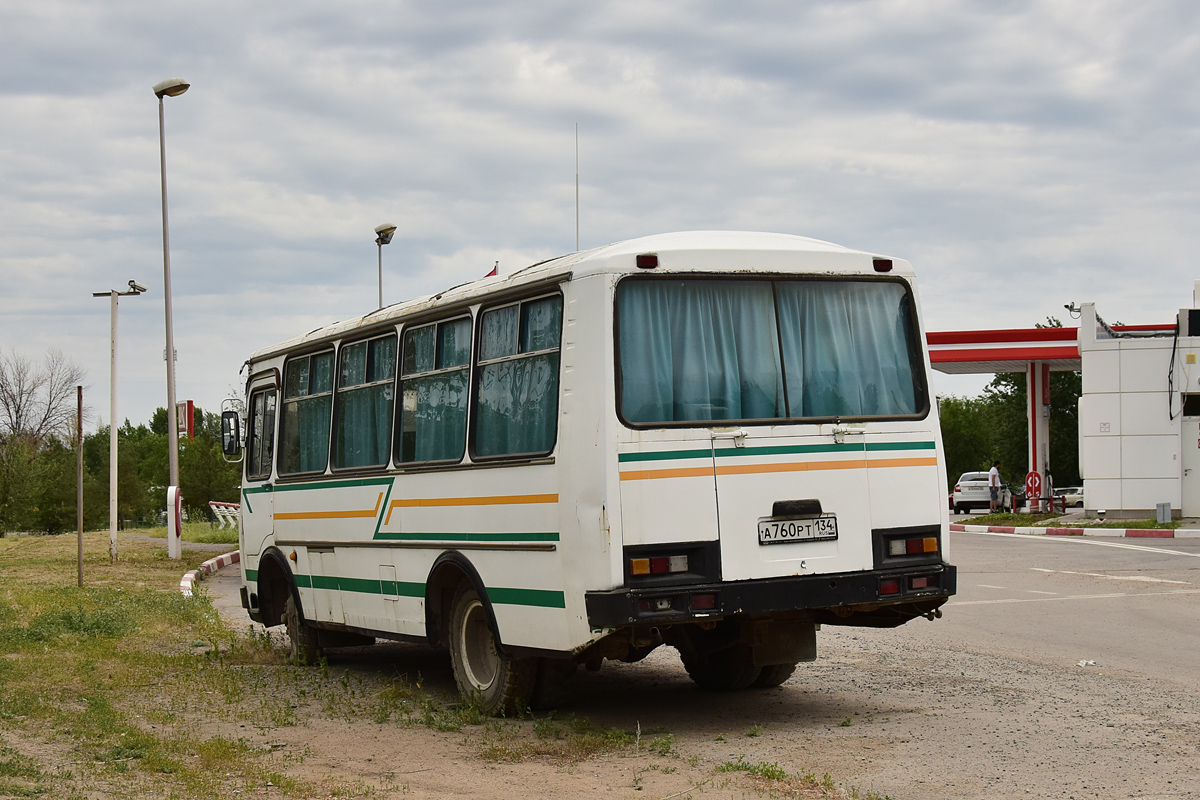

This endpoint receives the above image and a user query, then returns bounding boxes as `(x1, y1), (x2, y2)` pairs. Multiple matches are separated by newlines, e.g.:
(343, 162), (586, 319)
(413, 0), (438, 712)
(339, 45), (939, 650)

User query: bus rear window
(616, 278), (925, 425)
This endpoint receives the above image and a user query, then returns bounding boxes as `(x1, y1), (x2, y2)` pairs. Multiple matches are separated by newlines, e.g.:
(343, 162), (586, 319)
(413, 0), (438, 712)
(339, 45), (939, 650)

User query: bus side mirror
(221, 411), (242, 459)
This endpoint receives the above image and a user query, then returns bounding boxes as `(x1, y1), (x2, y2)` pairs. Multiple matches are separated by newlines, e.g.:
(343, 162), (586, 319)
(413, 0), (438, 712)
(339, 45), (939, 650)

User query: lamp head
(153, 78), (190, 98)
(375, 223), (397, 245)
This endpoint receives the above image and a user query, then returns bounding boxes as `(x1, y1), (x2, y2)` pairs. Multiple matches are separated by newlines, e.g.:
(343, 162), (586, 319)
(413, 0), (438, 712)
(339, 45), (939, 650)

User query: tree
(0, 348), (87, 534)
(0, 348), (86, 445)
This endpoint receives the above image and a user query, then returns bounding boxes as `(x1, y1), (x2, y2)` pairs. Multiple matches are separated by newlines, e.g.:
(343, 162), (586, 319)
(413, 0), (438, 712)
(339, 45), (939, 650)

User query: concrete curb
(180, 550), (241, 597)
(950, 523), (1200, 539)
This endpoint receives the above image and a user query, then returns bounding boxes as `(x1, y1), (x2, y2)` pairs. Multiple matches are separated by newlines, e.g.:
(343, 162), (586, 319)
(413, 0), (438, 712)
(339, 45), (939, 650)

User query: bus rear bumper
(584, 563), (956, 629)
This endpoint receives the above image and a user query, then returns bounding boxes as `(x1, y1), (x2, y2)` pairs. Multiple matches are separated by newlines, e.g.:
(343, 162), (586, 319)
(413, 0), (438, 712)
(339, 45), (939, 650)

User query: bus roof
(249, 230), (902, 362)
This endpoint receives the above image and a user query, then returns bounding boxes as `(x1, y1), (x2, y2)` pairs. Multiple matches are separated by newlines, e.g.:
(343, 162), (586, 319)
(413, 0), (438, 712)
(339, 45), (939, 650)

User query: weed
(717, 756), (791, 781)
(648, 733), (674, 755)
(839, 716), (853, 727)
(747, 724), (763, 737)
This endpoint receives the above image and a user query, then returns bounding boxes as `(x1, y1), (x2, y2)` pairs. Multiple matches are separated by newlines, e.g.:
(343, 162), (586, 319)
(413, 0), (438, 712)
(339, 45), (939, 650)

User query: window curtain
(336, 385), (393, 467)
(618, 280), (784, 423)
(474, 297), (562, 457)
(776, 281), (918, 417)
(400, 370), (468, 462)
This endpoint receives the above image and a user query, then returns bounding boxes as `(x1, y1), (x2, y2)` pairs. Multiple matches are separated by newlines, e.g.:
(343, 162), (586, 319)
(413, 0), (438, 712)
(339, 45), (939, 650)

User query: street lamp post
(375, 223), (397, 309)
(92, 281), (147, 562)
(154, 77), (188, 559)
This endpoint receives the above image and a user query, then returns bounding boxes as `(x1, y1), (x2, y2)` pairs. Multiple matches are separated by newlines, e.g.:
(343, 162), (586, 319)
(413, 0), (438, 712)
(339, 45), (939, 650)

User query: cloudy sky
(3, 0), (1199, 429)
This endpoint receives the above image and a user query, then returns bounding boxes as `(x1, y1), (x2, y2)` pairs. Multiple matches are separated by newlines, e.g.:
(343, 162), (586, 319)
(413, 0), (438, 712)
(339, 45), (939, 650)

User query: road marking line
(1030, 567), (1189, 585)
(978, 584), (1008, 589)
(1026, 590), (1057, 595)
(958, 530), (1200, 558)
(951, 589), (1200, 606)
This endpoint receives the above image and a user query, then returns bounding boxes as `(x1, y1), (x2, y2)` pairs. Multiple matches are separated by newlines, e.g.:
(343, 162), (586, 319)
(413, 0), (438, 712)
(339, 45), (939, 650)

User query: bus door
(241, 383), (277, 558)
(713, 426), (871, 582)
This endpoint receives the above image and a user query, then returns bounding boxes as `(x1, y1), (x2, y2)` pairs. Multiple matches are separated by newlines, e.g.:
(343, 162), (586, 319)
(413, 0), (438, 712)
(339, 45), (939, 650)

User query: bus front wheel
(448, 585), (536, 715)
(284, 595), (321, 664)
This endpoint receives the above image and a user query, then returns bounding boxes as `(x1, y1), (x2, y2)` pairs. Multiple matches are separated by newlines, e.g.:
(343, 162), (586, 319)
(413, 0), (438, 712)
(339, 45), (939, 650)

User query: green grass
(133, 520), (239, 544)
(965, 512), (1180, 529)
(0, 530), (847, 798)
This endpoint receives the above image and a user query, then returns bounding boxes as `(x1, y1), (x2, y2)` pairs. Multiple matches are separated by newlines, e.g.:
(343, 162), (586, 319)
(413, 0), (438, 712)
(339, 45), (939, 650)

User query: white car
(1054, 486), (1083, 508)
(952, 471), (1014, 514)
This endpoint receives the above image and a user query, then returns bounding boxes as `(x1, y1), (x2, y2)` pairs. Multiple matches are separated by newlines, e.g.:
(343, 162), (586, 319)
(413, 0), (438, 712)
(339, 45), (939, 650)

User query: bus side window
(397, 317), (470, 464)
(278, 349), (335, 475)
(333, 333), (397, 469)
(247, 389), (276, 481)
(473, 294), (562, 458)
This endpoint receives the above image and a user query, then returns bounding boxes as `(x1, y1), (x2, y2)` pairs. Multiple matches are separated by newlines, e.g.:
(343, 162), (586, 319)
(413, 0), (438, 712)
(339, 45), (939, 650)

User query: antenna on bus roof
(575, 123), (579, 252)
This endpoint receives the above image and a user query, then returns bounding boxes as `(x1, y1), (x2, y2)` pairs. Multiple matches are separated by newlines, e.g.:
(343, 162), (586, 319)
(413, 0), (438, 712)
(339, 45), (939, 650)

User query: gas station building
(927, 282), (1200, 519)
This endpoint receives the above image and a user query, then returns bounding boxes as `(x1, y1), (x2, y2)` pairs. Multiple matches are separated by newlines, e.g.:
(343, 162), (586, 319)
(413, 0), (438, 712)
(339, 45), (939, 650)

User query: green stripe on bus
(619, 440), (935, 463)
(282, 572), (563, 608)
(867, 441), (936, 451)
(618, 448), (712, 463)
(245, 568), (258, 581)
(373, 532), (560, 542)
(486, 587), (567, 608)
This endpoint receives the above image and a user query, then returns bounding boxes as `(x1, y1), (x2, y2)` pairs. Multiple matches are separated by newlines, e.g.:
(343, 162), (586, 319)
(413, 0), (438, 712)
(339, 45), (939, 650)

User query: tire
(751, 662), (797, 688)
(448, 585), (536, 715)
(531, 657), (578, 710)
(284, 594), (321, 665)
(681, 644), (761, 691)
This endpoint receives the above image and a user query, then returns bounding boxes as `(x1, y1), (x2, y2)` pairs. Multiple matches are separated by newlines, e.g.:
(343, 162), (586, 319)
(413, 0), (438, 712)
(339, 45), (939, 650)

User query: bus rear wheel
(751, 662), (797, 688)
(448, 585), (536, 715)
(681, 643), (761, 691)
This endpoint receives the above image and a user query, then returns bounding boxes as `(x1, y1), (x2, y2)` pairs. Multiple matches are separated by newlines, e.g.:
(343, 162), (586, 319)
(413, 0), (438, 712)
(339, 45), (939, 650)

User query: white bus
(224, 230), (956, 714)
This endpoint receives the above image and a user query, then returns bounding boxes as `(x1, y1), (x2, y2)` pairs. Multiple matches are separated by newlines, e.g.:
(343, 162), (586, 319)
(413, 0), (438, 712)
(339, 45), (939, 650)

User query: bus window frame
(330, 329), (399, 473)
(393, 313), (473, 468)
(612, 273), (931, 430)
(277, 345), (338, 478)
(245, 386), (277, 482)
(469, 290), (565, 462)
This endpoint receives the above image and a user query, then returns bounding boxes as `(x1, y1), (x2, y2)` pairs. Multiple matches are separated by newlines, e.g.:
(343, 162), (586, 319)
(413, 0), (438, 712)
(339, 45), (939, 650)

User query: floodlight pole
(154, 77), (188, 559)
(375, 223), (397, 309)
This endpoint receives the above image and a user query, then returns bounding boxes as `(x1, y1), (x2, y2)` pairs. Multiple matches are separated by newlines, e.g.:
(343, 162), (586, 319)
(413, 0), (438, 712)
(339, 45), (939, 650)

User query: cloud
(2, 0), (1199, 425)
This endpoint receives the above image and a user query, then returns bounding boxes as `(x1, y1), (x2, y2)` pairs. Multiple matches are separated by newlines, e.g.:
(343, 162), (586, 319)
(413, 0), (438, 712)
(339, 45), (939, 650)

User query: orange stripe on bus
(619, 466), (717, 481)
(621, 456), (937, 481)
(387, 493), (559, 512)
(276, 491), (385, 522)
(866, 457), (938, 469)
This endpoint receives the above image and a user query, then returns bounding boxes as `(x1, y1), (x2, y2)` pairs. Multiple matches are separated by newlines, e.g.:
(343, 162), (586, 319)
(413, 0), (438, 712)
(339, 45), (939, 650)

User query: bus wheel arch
(255, 548), (294, 628)
(424, 552), (536, 715)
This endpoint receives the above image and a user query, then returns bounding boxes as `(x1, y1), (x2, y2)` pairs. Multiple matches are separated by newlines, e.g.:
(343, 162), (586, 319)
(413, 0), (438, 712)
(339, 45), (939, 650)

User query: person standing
(988, 460), (1002, 513)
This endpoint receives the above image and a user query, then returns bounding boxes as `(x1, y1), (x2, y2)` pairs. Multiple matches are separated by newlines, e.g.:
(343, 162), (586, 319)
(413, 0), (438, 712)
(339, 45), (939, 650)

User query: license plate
(757, 515), (838, 545)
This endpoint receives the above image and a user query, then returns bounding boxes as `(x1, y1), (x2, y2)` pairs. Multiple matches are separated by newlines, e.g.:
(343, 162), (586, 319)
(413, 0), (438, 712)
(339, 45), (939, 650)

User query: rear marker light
(636, 253), (659, 269)
(630, 558), (650, 576)
(668, 555), (689, 573)
(873, 258), (893, 273)
(691, 593), (717, 610)
(891, 536), (940, 556)
(650, 557), (669, 574)
(911, 577), (929, 590)
(879, 578), (901, 595)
